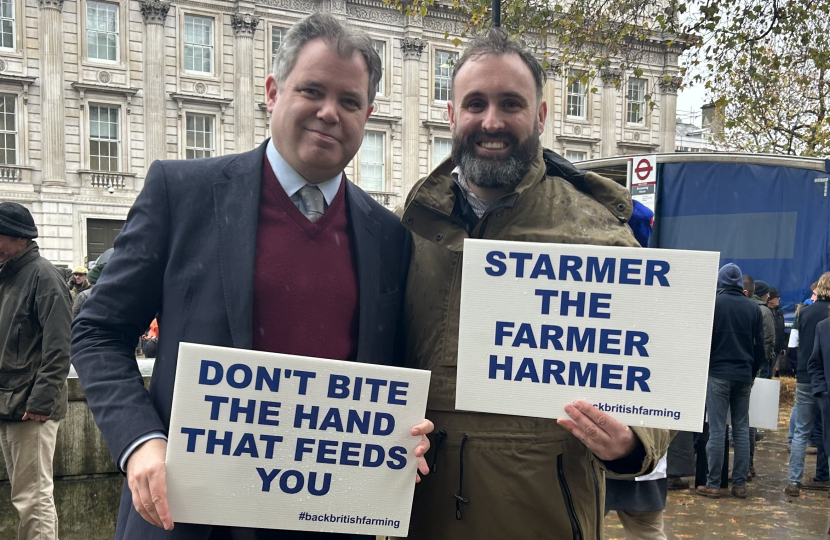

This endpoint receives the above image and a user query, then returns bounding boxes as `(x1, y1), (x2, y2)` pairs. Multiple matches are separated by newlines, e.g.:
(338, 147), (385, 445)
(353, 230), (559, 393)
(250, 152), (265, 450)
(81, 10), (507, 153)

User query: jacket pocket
(0, 375), (34, 420)
(557, 453), (584, 540)
(2, 326), (27, 372)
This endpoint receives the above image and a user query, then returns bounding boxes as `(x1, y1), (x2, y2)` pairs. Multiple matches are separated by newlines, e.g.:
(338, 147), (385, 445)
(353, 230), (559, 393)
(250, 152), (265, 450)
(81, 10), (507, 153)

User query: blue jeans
(788, 383), (830, 484)
(706, 376), (752, 488)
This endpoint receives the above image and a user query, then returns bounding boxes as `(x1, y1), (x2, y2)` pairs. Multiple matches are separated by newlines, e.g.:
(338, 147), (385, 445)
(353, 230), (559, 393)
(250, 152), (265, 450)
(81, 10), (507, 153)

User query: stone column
(139, 1), (171, 166)
(658, 74), (682, 152)
(599, 68), (621, 157)
(401, 37), (425, 196)
(38, 0), (66, 185)
(231, 13), (259, 153)
(541, 63), (559, 150)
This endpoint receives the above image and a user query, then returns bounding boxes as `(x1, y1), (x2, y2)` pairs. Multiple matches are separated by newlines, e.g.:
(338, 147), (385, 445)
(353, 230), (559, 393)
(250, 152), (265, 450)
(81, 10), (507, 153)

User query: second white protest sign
(166, 343), (430, 536)
(456, 239), (719, 431)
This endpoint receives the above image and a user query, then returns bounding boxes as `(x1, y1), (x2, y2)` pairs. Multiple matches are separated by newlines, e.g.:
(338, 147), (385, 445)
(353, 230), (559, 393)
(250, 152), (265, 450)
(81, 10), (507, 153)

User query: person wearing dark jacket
(697, 263), (765, 499)
(72, 261), (106, 318)
(0, 202), (72, 540)
(786, 272), (830, 496)
(768, 288), (786, 357)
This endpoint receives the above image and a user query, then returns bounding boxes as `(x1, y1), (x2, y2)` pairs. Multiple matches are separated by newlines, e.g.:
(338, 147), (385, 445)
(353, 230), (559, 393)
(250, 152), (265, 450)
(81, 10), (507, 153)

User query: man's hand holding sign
(125, 417), (434, 531)
(456, 240), (720, 432)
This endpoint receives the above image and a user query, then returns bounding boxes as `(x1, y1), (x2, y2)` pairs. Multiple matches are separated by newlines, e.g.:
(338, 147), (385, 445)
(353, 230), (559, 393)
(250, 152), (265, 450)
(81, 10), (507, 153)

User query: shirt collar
(451, 166), (493, 218)
(266, 139), (342, 205)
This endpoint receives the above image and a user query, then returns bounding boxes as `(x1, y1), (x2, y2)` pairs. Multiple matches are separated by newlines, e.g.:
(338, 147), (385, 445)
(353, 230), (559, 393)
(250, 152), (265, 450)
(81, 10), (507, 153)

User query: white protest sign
(166, 343), (430, 536)
(722, 378), (781, 430)
(456, 239), (719, 431)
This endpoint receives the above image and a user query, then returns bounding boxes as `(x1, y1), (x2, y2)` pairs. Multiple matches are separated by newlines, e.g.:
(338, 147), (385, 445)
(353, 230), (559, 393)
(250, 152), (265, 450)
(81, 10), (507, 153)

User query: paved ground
(604, 406), (830, 539)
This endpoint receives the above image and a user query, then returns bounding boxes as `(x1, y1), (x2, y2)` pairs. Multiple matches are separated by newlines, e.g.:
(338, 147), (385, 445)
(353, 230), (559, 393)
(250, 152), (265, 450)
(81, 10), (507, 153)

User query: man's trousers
(0, 419), (60, 540)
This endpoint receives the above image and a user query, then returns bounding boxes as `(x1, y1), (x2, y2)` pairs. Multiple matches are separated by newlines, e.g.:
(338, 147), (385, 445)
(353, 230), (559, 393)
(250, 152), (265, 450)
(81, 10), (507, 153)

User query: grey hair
(272, 13), (382, 106)
(451, 28), (546, 103)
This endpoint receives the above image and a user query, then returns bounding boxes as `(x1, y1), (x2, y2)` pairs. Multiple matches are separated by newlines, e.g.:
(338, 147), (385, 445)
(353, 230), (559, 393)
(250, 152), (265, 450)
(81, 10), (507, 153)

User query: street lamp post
(493, 0), (501, 27)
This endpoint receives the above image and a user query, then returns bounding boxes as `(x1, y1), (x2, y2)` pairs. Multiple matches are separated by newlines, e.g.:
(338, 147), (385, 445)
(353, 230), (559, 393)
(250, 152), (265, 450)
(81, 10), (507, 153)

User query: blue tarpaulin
(651, 161), (830, 323)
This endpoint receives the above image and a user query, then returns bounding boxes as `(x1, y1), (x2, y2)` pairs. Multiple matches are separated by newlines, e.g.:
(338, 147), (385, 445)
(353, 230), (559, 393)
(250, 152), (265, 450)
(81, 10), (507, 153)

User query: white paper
(456, 239), (720, 431)
(722, 378), (781, 430)
(166, 343), (431, 536)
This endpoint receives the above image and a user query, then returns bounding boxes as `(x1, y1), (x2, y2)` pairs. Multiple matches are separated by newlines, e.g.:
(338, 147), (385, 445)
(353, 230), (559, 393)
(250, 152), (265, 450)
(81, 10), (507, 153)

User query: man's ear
(537, 100), (547, 135)
(447, 101), (455, 130)
(265, 75), (279, 113)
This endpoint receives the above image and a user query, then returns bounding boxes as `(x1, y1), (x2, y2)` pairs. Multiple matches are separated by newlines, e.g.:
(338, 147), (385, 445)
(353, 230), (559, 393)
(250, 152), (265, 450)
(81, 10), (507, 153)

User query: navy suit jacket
(71, 140), (411, 540)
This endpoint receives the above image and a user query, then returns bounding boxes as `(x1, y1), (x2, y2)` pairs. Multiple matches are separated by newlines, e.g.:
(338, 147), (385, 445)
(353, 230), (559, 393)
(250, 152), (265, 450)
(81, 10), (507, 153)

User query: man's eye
(467, 102), (485, 110)
(301, 88), (320, 96)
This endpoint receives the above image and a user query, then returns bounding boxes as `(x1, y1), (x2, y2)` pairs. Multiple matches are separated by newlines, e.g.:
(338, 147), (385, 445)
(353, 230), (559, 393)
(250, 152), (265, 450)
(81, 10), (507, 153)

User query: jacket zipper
(589, 462), (601, 540)
(557, 454), (583, 540)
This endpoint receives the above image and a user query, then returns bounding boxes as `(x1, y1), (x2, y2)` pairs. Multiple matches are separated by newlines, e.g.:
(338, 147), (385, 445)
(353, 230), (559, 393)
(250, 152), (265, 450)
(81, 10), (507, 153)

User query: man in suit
(71, 13), (431, 540)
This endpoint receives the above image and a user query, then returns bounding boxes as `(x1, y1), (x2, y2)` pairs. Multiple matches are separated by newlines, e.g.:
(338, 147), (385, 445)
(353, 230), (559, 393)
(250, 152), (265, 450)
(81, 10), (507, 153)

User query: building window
(565, 150), (587, 163)
(184, 15), (214, 74)
(434, 50), (457, 102)
(87, 1), (119, 62)
(566, 73), (587, 119)
(372, 40), (385, 98)
(271, 26), (286, 56)
(433, 137), (452, 166)
(627, 78), (647, 125)
(359, 131), (385, 192)
(0, 93), (16, 165)
(0, 0), (14, 50)
(185, 113), (214, 159)
(89, 105), (120, 172)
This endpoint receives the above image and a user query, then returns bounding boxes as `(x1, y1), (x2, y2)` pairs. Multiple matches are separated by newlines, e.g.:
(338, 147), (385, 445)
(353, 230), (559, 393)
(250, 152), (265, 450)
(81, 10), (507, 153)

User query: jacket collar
(0, 241), (38, 280)
(402, 146), (631, 251)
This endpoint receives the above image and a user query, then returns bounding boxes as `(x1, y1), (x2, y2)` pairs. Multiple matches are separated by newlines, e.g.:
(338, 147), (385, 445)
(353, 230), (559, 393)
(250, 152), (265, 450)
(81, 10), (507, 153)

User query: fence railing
(0, 166), (22, 182)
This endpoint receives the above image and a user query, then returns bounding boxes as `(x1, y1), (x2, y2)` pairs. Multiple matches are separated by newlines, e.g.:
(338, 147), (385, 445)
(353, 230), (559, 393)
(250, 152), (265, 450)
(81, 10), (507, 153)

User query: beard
(451, 126), (540, 191)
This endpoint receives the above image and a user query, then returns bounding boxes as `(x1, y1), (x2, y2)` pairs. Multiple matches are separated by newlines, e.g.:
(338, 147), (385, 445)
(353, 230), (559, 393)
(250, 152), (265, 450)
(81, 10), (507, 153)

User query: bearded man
(400, 29), (671, 539)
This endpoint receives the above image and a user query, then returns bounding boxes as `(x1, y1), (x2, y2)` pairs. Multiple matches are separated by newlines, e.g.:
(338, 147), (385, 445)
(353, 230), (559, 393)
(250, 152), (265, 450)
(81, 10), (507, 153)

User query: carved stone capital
(659, 74), (683, 94)
(231, 13), (260, 38)
(401, 37), (426, 60)
(37, 0), (64, 10)
(543, 60), (561, 79)
(599, 67), (622, 87)
(139, 1), (171, 25)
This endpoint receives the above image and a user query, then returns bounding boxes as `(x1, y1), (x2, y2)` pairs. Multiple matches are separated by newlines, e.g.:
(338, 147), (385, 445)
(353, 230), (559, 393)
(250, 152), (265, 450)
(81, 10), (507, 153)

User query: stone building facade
(0, 0), (682, 268)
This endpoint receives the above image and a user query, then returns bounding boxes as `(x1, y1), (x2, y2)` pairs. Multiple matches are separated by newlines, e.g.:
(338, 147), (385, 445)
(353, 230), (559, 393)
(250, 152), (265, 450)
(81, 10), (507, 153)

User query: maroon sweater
(252, 157), (359, 360)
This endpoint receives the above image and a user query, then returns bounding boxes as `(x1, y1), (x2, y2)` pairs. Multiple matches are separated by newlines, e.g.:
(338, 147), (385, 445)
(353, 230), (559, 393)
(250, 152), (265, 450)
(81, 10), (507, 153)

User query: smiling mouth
(309, 129), (338, 142)
(477, 141), (508, 150)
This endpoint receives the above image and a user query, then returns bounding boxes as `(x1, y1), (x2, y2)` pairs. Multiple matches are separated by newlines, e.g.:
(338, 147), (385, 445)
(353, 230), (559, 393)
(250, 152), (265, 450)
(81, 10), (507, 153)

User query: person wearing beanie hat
(0, 201), (39, 239)
(697, 264), (765, 500)
(748, 277), (776, 379)
(0, 202), (72, 539)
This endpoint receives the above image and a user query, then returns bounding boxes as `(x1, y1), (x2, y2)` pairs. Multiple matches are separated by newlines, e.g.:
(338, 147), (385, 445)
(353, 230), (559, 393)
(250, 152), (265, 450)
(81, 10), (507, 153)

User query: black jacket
(771, 305), (786, 353)
(796, 300), (830, 384)
(0, 242), (72, 420)
(808, 319), (830, 395)
(709, 286), (765, 383)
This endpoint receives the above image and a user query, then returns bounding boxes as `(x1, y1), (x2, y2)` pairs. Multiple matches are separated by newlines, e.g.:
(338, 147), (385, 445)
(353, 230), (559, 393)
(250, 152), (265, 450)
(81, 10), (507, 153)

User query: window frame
(269, 24), (288, 73)
(432, 47), (458, 104)
(0, 92), (17, 165)
(356, 129), (386, 193)
(565, 149), (588, 163)
(565, 72), (589, 121)
(370, 37), (390, 100)
(0, 0), (16, 52)
(626, 77), (648, 126)
(85, 0), (120, 64)
(183, 111), (217, 160)
(431, 135), (453, 169)
(181, 12), (216, 77)
(87, 102), (121, 172)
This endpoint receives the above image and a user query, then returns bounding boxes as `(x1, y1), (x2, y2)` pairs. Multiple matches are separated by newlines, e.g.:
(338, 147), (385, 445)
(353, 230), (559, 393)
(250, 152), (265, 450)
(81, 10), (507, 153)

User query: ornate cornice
(401, 37), (426, 60)
(231, 13), (260, 38)
(346, 5), (404, 24)
(659, 74), (683, 94)
(139, 1), (171, 25)
(258, 0), (316, 12)
(600, 67), (622, 87)
(37, 0), (64, 10)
